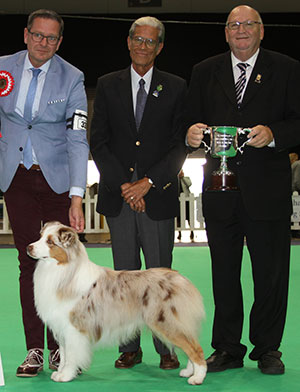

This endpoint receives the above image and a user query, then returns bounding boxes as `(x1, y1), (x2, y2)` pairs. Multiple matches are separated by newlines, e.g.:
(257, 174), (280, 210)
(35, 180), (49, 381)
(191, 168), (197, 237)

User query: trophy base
(206, 171), (239, 192)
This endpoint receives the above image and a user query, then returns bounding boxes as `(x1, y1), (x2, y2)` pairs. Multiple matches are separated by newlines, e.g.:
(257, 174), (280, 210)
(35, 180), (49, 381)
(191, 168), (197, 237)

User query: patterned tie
(135, 78), (147, 130)
(23, 68), (41, 169)
(235, 63), (249, 107)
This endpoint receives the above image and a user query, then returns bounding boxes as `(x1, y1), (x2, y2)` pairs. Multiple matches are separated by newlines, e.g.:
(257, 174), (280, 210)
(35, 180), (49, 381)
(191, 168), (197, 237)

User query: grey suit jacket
(0, 50), (89, 193)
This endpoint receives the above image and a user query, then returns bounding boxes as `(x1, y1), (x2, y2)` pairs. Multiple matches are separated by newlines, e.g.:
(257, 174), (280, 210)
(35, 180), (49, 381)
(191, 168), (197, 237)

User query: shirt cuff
(268, 139), (275, 148)
(69, 186), (85, 198)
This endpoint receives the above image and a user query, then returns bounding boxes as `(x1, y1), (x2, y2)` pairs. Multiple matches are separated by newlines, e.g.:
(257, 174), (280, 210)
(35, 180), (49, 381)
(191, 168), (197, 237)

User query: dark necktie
(23, 68), (41, 169)
(135, 78), (147, 130)
(235, 63), (249, 107)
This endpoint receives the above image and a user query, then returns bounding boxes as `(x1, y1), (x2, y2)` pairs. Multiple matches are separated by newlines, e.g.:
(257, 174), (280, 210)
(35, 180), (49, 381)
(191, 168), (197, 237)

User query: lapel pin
(152, 83), (163, 98)
(255, 74), (262, 83)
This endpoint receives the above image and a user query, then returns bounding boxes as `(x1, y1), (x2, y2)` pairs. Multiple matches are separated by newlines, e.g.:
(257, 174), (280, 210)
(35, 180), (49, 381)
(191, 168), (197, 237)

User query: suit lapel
(118, 67), (137, 134)
(242, 48), (272, 107)
(139, 67), (163, 132)
(5, 52), (26, 115)
(215, 53), (237, 107)
(33, 56), (58, 122)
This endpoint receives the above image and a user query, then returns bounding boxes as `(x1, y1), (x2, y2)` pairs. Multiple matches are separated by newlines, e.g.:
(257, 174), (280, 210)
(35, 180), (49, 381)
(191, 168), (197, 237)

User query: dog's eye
(47, 239), (54, 245)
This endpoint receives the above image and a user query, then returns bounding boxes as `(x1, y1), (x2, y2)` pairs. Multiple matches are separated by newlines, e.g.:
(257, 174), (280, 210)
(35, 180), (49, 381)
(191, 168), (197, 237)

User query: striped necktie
(235, 63), (249, 107)
(23, 68), (41, 169)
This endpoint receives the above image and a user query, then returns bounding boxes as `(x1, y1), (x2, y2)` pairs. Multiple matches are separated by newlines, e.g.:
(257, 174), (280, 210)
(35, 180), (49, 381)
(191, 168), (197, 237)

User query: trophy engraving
(201, 126), (251, 191)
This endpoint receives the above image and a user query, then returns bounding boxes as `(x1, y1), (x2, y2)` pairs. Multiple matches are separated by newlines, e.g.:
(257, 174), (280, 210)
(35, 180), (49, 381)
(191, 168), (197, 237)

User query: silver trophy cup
(201, 126), (251, 191)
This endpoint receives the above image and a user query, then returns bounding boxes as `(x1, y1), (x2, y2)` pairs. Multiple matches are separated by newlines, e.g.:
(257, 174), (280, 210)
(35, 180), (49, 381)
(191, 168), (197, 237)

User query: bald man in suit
(186, 5), (300, 375)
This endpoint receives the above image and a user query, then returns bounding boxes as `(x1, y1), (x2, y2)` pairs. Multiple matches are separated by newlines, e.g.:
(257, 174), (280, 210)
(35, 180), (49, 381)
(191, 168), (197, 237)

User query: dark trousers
(205, 194), (290, 360)
(4, 166), (70, 350)
(107, 201), (174, 355)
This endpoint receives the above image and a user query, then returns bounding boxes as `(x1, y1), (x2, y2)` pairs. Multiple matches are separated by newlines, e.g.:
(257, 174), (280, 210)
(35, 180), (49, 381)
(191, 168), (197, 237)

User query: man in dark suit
(0, 9), (89, 377)
(90, 16), (187, 370)
(186, 5), (300, 375)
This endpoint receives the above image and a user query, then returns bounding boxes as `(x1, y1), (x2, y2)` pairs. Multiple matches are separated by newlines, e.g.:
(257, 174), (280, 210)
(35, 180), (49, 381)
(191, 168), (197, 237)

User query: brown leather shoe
(49, 349), (60, 370)
(159, 353), (180, 370)
(16, 348), (44, 377)
(115, 348), (143, 369)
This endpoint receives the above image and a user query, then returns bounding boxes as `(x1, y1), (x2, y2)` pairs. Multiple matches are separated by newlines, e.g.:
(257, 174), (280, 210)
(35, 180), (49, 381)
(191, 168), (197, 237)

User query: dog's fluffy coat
(28, 221), (206, 384)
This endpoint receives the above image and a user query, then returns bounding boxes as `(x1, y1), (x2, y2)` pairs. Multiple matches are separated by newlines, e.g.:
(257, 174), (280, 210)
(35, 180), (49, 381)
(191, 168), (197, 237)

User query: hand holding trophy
(202, 126), (251, 191)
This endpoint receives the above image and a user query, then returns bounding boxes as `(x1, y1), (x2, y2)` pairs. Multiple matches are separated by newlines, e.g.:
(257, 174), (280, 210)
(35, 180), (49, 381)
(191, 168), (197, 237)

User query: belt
(19, 164), (41, 171)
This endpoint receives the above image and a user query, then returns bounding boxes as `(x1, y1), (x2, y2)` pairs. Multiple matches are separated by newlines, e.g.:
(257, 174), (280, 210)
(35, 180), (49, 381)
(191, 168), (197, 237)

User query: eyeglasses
(131, 36), (158, 49)
(28, 30), (60, 45)
(226, 20), (262, 31)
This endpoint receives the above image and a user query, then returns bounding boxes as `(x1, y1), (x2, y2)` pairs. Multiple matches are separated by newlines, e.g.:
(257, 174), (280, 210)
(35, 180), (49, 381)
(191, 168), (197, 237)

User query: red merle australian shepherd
(28, 221), (206, 384)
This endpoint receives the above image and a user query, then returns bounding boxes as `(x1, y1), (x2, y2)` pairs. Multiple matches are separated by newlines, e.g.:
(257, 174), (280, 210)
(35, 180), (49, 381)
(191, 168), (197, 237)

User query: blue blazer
(0, 50), (89, 193)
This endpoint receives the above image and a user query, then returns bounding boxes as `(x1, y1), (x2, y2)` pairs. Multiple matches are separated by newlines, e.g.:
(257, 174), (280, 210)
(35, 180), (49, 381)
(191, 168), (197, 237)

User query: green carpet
(0, 246), (300, 391)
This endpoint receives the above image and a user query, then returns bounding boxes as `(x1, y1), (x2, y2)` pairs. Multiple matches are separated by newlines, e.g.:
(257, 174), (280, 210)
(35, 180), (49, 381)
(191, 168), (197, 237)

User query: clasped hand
(121, 177), (152, 213)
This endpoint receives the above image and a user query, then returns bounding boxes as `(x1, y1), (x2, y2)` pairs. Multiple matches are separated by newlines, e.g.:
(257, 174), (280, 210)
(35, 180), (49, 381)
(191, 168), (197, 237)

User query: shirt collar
(24, 52), (51, 73)
(231, 48), (260, 69)
(131, 65), (153, 88)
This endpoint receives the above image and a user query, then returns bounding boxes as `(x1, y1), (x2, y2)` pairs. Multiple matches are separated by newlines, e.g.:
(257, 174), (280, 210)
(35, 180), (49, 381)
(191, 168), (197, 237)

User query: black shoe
(206, 350), (243, 372)
(258, 351), (285, 375)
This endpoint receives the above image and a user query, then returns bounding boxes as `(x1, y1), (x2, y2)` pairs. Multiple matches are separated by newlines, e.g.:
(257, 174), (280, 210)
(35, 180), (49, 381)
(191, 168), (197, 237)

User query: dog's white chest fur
(29, 221), (207, 385)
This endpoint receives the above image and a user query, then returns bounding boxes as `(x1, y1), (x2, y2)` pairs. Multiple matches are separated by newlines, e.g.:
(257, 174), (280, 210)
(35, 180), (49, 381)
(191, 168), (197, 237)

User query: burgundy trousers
(4, 166), (71, 350)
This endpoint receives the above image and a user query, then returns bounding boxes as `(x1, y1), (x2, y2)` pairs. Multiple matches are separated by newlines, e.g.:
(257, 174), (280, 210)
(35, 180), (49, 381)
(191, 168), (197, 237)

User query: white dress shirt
(231, 49), (259, 103)
(130, 65), (153, 114)
(231, 49), (274, 147)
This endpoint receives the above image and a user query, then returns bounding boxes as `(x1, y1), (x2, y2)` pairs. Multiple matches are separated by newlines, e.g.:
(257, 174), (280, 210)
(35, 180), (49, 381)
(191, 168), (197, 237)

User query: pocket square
(48, 98), (66, 105)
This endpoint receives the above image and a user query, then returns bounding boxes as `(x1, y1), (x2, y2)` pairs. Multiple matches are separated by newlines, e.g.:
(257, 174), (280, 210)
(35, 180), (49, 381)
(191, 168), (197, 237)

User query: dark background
(1, 12), (300, 87)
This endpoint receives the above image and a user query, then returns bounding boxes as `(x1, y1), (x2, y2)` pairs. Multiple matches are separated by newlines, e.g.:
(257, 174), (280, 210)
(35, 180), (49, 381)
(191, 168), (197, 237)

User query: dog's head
(27, 221), (79, 265)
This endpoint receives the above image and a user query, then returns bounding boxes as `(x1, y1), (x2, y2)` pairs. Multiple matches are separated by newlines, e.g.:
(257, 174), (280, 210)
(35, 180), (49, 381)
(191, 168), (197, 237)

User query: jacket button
(19, 147), (23, 151)
(28, 125), (32, 129)
(136, 141), (140, 146)
(236, 161), (242, 166)
(129, 167), (134, 172)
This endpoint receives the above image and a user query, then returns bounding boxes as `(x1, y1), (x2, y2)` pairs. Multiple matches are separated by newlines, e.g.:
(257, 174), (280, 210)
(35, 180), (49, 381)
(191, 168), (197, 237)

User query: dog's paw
(187, 374), (205, 385)
(51, 370), (75, 382)
(179, 368), (193, 378)
(179, 360), (194, 378)
(187, 365), (207, 385)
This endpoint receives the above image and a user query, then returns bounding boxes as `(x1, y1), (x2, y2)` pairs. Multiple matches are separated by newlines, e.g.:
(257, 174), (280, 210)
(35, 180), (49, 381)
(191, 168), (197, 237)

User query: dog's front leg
(57, 345), (65, 372)
(51, 328), (91, 382)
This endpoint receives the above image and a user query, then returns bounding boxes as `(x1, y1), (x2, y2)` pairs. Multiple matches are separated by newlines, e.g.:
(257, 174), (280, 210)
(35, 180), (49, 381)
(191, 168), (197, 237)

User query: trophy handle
(201, 128), (212, 153)
(237, 127), (252, 154)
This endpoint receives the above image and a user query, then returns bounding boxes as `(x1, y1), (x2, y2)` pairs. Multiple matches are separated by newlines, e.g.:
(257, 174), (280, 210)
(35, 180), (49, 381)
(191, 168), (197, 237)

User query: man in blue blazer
(0, 9), (89, 377)
(90, 16), (187, 370)
(186, 5), (300, 376)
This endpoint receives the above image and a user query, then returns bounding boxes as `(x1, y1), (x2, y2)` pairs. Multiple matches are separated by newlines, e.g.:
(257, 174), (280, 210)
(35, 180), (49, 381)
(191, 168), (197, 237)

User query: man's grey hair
(27, 9), (64, 37)
(129, 16), (165, 43)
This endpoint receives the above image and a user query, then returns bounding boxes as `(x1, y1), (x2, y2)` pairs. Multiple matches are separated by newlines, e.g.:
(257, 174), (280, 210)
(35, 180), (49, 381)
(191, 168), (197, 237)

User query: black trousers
(205, 194), (290, 360)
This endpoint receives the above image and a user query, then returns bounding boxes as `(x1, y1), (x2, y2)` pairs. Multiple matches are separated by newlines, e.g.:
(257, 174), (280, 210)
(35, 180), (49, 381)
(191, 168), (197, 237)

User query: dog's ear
(58, 227), (77, 248)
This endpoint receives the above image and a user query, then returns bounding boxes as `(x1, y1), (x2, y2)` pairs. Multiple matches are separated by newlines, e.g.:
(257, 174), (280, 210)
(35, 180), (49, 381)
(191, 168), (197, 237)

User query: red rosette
(0, 70), (15, 97)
